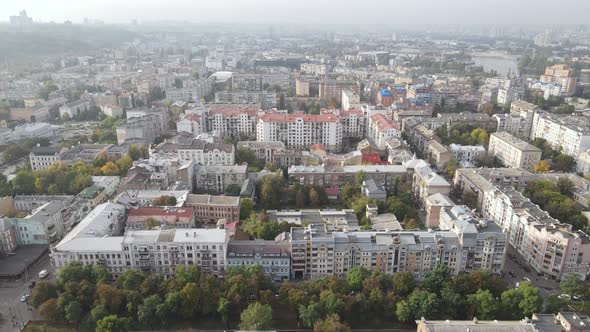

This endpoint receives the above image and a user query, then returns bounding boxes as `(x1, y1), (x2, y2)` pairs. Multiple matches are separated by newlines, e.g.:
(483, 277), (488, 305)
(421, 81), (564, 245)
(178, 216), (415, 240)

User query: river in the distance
(472, 56), (519, 77)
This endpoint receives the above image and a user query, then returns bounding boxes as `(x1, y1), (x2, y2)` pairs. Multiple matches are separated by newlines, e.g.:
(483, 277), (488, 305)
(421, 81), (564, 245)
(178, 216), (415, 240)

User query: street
(502, 246), (560, 299)
(0, 255), (54, 332)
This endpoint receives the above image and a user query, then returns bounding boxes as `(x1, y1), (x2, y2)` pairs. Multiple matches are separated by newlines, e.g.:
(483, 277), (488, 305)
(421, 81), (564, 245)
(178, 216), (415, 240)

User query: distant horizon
(2, 0), (590, 26)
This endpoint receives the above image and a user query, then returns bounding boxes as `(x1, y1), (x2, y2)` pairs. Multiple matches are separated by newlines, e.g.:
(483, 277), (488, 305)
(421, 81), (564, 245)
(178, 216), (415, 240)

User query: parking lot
(0, 254), (55, 332)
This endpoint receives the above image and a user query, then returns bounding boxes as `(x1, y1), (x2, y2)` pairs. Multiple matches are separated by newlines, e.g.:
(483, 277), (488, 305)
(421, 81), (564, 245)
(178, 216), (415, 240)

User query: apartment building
(493, 100), (538, 139)
(288, 164), (408, 190)
(301, 63), (328, 76)
(184, 194), (240, 224)
(448, 144), (486, 167)
(257, 113), (343, 152)
(227, 240), (291, 281)
(122, 229), (227, 275)
(126, 207), (195, 230)
(59, 99), (91, 119)
(232, 73), (291, 92)
(341, 89), (360, 110)
(214, 91), (276, 109)
(237, 141), (287, 164)
(295, 79), (310, 97)
(488, 132), (542, 170)
(116, 113), (164, 145)
(194, 165), (248, 193)
(540, 64), (577, 96)
(165, 77), (214, 101)
(206, 109), (259, 139)
(482, 187), (590, 280)
(266, 209), (359, 230)
(29, 147), (64, 171)
(409, 159), (451, 207)
(153, 138), (235, 166)
(52, 226), (227, 276)
(289, 219), (506, 280)
(337, 109), (367, 139)
(530, 112), (590, 158)
(176, 114), (204, 136)
(368, 114), (401, 150)
(453, 167), (533, 208)
(319, 81), (358, 102)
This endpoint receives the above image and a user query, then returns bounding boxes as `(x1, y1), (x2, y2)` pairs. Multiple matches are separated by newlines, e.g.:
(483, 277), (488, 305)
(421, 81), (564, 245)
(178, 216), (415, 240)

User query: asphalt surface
(0, 254), (54, 332)
(502, 246), (560, 299)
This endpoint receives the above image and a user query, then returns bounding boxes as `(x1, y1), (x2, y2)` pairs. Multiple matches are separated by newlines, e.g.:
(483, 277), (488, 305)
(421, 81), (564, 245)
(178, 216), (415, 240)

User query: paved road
(0, 254), (54, 332)
(502, 246), (560, 299)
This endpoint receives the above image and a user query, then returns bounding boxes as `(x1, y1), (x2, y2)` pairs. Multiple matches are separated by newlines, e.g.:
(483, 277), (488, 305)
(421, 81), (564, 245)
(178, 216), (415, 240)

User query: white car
(20, 294), (29, 302)
(558, 294), (571, 300)
(522, 277), (532, 282)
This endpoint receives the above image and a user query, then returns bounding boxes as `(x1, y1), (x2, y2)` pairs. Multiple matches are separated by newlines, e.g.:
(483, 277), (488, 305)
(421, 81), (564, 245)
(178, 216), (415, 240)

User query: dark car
(28, 281), (36, 289)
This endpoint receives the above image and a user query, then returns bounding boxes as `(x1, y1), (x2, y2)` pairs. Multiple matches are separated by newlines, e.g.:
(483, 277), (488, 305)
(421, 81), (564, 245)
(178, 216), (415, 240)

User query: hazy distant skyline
(2, 0), (590, 25)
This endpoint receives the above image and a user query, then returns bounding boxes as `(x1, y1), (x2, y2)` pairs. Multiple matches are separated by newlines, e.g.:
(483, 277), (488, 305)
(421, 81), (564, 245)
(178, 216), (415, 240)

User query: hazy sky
(2, 0), (590, 25)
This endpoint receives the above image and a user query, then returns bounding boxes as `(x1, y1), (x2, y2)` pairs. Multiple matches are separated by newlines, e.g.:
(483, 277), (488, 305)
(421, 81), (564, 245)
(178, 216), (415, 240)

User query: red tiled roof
(340, 109), (364, 117)
(310, 144), (326, 151)
(259, 112), (340, 123)
(371, 113), (400, 131)
(183, 114), (201, 122)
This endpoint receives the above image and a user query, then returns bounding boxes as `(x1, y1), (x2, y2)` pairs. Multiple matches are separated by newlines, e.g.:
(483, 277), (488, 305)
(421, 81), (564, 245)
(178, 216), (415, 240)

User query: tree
(138, 294), (162, 327)
(12, 168), (36, 194)
(218, 297), (230, 327)
(355, 171), (366, 187)
(534, 160), (551, 173)
(239, 302), (273, 331)
(346, 267), (370, 291)
(444, 160), (458, 179)
(544, 294), (568, 314)
(405, 290), (439, 321)
(554, 154), (576, 172)
(470, 128), (489, 146)
(96, 315), (130, 332)
(319, 290), (344, 315)
(395, 300), (412, 322)
(30, 281), (58, 308)
(560, 274), (585, 298)
(128, 144), (141, 161)
(146, 217), (160, 229)
(240, 198), (254, 220)
(64, 301), (83, 326)
(116, 156), (133, 175)
(236, 148), (260, 169)
(392, 272), (416, 297)
(38, 299), (62, 321)
(467, 289), (498, 320)
(299, 301), (322, 328)
(0, 174), (12, 196)
(153, 195), (177, 206)
(100, 161), (120, 176)
(90, 304), (109, 322)
(314, 314), (351, 332)
(557, 178), (574, 196)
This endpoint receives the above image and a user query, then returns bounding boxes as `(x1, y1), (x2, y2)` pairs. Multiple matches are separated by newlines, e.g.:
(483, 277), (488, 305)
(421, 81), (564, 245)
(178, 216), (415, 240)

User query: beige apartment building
(488, 132), (541, 170)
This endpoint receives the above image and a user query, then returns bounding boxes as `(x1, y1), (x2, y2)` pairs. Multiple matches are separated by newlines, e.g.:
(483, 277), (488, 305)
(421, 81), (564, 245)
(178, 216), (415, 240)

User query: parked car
(38, 270), (48, 279)
(20, 294), (30, 302)
(28, 281), (36, 289)
(515, 282), (520, 288)
(558, 294), (571, 300)
(522, 277), (532, 282)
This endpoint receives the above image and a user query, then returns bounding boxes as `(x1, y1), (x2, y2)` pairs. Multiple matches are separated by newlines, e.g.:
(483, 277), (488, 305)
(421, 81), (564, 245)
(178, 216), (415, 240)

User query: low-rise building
(59, 99), (91, 119)
(266, 209), (359, 230)
(368, 114), (400, 150)
(184, 194), (240, 225)
(227, 239), (290, 281)
(29, 146), (64, 171)
(194, 165), (248, 193)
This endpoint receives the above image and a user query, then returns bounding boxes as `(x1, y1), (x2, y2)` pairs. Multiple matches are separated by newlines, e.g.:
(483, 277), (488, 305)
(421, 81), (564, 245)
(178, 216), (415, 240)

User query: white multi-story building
(206, 109), (259, 139)
(341, 89), (360, 111)
(59, 99), (91, 119)
(300, 63), (328, 76)
(488, 132), (542, 171)
(482, 187), (590, 280)
(530, 112), (590, 158)
(493, 100), (538, 139)
(367, 114), (401, 150)
(29, 147), (64, 171)
(257, 112), (343, 152)
(448, 144), (486, 167)
(176, 114), (204, 136)
(52, 224), (227, 276)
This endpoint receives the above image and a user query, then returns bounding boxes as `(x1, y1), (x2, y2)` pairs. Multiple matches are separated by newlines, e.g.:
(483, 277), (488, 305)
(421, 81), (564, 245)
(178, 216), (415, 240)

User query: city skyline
(2, 0), (590, 25)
